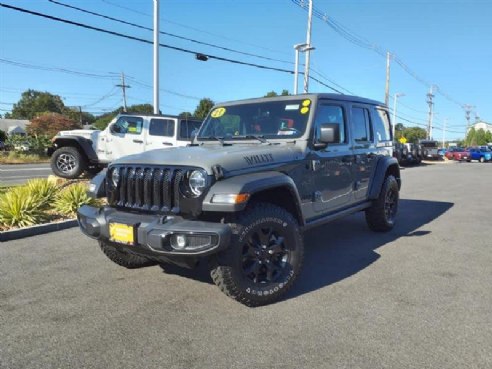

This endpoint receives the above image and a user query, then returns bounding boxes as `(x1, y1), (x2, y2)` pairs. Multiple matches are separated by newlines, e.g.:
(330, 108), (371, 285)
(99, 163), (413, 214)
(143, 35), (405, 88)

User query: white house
(469, 121), (492, 134)
(0, 119), (30, 136)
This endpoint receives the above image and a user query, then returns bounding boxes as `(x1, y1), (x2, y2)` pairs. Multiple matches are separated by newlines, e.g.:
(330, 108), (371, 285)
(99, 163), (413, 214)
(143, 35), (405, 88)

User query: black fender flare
(50, 136), (98, 162)
(367, 156), (401, 200)
(202, 171), (304, 224)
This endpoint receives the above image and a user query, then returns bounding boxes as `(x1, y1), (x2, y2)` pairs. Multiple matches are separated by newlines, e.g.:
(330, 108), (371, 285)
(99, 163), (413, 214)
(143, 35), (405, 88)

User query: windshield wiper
(242, 135), (270, 144)
(205, 135), (225, 145)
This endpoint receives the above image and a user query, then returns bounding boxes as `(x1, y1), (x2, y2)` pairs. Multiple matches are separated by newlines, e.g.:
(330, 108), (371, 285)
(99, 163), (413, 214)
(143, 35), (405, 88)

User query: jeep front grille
(108, 166), (184, 213)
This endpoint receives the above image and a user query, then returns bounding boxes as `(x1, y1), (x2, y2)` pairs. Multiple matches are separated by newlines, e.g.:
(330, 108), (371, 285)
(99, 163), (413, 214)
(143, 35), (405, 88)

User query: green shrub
(54, 183), (99, 216)
(26, 179), (60, 205)
(0, 186), (48, 228)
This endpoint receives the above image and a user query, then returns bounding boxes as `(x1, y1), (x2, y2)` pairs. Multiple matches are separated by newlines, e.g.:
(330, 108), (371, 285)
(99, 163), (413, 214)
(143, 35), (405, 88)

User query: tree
(264, 90), (290, 98)
(0, 129), (6, 141)
(92, 104), (156, 130)
(464, 127), (476, 147)
(179, 111), (194, 118)
(194, 98), (215, 120)
(27, 112), (79, 138)
(9, 89), (65, 120)
(396, 126), (427, 143)
(64, 108), (96, 126)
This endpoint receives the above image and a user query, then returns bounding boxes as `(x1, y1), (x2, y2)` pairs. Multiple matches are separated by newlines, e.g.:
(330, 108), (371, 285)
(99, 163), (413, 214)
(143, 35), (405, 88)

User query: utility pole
(426, 85), (435, 140)
(116, 72), (130, 112)
(463, 104), (474, 135)
(78, 106), (83, 127)
(384, 52), (391, 106)
(303, 0), (313, 93)
(153, 0), (160, 114)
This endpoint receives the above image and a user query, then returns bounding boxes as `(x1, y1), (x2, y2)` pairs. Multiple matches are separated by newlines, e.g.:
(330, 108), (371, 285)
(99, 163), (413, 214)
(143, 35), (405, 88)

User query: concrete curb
(0, 219), (78, 242)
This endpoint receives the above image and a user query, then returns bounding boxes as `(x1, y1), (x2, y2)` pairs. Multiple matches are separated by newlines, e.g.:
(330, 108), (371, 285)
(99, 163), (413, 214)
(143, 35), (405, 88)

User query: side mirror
(315, 123), (340, 148)
(109, 124), (118, 133)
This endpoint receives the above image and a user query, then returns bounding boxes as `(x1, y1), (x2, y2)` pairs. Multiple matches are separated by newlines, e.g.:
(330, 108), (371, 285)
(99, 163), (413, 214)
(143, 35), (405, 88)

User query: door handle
(133, 139), (144, 144)
(162, 142), (173, 146)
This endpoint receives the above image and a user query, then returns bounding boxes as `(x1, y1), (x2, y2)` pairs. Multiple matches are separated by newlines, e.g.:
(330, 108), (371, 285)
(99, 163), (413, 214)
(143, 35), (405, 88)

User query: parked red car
(445, 147), (469, 161)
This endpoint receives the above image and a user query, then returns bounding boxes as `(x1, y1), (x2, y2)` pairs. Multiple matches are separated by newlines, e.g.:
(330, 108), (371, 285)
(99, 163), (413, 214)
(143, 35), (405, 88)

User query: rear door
(309, 100), (355, 215)
(177, 119), (202, 145)
(144, 118), (177, 151)
(350, 104), (378, 200)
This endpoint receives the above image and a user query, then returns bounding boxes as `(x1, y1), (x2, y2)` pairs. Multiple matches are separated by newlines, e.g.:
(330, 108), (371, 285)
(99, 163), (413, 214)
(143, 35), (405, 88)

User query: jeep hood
(57, 129), (100, 140)
(112, 144), (304, 175)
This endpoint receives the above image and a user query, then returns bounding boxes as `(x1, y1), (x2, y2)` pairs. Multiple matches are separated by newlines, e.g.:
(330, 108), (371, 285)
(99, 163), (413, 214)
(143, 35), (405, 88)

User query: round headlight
(111, 167), (120, 187)
(188, 170), (207, 197)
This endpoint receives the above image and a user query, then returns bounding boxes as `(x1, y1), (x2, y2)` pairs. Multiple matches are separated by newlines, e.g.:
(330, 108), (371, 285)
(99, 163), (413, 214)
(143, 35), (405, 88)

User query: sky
(1, 0), (491, 141)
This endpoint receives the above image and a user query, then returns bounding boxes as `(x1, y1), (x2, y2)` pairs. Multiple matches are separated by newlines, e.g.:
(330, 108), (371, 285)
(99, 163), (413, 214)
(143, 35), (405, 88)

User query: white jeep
(48, 114), (202, 179)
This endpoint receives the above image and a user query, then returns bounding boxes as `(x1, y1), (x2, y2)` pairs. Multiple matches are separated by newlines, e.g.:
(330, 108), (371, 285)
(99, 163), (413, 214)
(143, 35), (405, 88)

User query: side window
(373, 108), (392, 141)
(351, 107), (372, 142)
(112, 116), (143, 135)
(149, 119), (175, 137)
(314, 104), (346, 143)
(179, 120), (202, 140)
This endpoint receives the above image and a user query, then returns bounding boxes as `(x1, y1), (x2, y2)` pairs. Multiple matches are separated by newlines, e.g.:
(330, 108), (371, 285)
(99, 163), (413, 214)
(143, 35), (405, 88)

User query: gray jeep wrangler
(78, 94), (401, 306)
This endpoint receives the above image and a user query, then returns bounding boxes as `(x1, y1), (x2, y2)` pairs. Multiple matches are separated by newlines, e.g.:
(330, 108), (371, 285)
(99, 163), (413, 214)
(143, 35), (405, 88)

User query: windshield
(198, 99), (312, 140)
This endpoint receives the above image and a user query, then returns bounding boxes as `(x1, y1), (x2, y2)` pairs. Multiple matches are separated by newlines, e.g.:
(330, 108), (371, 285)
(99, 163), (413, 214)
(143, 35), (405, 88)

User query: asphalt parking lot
(1, 162), (491, 369)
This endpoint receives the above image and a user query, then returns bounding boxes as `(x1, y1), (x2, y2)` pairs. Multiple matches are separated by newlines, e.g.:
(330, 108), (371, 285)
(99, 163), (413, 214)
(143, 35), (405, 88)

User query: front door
(106, 116), (146, 161)
(310, 102), (355, 215)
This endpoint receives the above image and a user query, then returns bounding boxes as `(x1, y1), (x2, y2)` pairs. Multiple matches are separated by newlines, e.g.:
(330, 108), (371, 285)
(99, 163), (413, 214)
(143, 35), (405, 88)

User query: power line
(99, 0), (290, 56)
(0, 3), (344, 94)
(48, 0), (294, 66)
(290, 0), (466, 108)
(0, 57), (116, 79)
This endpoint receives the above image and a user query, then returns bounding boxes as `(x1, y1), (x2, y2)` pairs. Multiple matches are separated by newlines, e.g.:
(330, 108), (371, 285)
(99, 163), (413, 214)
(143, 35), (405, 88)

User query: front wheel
(210, 203), (304, 306)
(365, 175), (399, 232)
(50, 146), (86, 179)
(479, 156), (485, 163)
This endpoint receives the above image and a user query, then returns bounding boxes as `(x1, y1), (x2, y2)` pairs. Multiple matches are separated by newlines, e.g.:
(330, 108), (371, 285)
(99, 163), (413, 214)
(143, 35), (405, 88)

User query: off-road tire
(99, 241), (156, 269)
(365, 175), (399, 232)
(51, 146), (87, 179)
(210, 203), (304, 307)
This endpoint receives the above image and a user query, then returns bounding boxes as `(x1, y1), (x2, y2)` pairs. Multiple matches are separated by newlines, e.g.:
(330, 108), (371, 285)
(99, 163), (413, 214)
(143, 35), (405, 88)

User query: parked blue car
(468, 147), (492, 163)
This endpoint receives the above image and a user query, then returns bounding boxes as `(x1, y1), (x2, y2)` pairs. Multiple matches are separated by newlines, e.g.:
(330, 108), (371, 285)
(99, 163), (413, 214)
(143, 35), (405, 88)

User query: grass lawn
(0, 151), (50, 164)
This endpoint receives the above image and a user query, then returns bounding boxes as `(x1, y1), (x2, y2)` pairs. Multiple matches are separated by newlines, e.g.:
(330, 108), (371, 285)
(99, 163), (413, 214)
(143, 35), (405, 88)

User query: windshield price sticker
(302, 99), (311, 107)
(300, 106), (309, 114)
(211, 107), (226, 118)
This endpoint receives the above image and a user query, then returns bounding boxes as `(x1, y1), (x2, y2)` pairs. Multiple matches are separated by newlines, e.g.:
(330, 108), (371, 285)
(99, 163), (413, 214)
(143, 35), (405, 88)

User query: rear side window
(351, 107), (372, 142)
(373, 108), (392, 142)
(179, 120), (202, 140)
(149, 119), (175, 137)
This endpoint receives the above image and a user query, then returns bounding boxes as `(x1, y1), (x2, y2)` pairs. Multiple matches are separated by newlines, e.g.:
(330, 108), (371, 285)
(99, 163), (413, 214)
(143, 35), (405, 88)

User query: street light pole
(303, 0), (313, 93)
(293, 43), (307, 95)
(153, 0), (160, 114)
(392, 93), (404, 140)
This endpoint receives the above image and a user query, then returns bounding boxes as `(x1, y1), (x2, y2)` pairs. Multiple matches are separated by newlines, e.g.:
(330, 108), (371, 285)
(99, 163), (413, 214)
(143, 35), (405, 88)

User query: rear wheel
(50, 146), (86, 179)
(210, 203), (304, 306)
(479, 156), (485, 163)
(365, 175), (399, 232)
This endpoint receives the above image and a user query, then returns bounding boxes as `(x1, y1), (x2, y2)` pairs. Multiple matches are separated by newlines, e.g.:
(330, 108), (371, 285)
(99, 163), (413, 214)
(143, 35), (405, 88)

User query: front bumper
(77, 205), (231, 258)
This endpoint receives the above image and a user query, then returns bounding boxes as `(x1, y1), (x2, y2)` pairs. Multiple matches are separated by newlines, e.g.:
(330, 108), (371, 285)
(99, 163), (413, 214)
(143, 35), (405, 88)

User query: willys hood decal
(112, 144), (303, 175)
